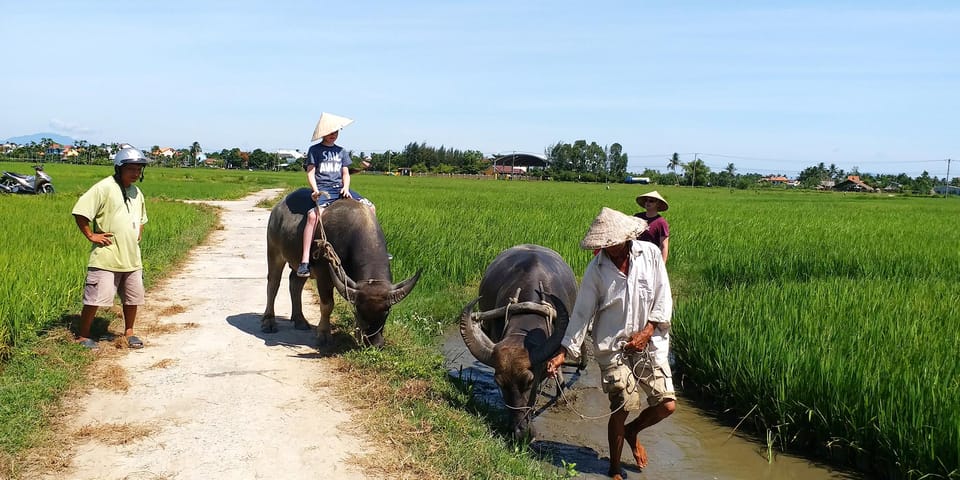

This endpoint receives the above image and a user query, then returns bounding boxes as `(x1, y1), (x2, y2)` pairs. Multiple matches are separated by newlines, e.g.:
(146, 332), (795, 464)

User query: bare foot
(607, 469), (623, 480)
(625, 432), (648, 468)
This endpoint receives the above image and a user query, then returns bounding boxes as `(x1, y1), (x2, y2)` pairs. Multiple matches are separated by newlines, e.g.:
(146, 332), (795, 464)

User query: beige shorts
(600, 352), (675, 412)
(83, 268), (145, 307)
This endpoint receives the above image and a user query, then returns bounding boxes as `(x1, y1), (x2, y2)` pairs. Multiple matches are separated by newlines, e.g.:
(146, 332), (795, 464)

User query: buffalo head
(460, 292), (569, 439)
(329, 264), (421, 347)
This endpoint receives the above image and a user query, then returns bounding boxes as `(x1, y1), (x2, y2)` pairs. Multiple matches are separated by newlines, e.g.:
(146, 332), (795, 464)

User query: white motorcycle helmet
(114, 146), (148, 167)
(113, 146), (148, 181)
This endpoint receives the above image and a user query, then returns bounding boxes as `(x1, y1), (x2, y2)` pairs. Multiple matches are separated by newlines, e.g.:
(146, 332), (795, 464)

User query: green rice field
(372, 177), (960, 479)
(1, 164), (957, 478)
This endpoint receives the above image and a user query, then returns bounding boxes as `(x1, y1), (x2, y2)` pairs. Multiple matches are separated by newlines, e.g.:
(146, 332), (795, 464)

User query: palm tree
(725, 163), (736, 187)
(190, 142), (202, 167)
(667, 153), (682, 185)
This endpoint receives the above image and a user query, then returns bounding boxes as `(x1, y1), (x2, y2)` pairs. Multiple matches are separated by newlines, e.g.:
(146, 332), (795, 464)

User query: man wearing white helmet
(71, 146), (150, 349)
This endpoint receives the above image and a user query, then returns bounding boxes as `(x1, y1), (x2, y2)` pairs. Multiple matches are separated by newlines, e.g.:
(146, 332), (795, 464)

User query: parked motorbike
(0, 165), (55, 194)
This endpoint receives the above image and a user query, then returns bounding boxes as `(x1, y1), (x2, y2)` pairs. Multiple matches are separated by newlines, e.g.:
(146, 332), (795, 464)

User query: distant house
(156, 147), (177, 158)
(489, 152), (546, 177)
(61, 145), (79, 160)
(759, 175), (789, 185)
(484, 165), (526, 176)
(883, 182), (903, 192)
(834, 175), (875, 192)
(276, 149), (305, 162)
(45, 143), (63, 157)
(0, 143), (16, 153)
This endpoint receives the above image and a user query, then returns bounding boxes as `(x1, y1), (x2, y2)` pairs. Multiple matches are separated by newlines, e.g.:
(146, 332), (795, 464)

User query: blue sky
(3, 1), (957, 177)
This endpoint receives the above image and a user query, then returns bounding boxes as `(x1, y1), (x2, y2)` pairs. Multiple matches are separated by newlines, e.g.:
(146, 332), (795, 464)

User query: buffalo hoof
(261, 323), (278, 334)
(316, 329), (333, 347)
(293, 318), (311, 330)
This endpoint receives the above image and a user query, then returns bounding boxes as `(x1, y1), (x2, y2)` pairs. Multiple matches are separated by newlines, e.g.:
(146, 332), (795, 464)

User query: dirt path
(42, 189), (370, 480)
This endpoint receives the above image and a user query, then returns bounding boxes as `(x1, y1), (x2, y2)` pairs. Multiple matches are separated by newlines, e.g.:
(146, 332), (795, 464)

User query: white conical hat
(580, 207), (648, 250)
(310, 112), (354, 145)
(635, 190), (669, 211)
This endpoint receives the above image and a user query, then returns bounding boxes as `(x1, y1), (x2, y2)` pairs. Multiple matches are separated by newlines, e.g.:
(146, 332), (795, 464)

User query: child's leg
(301, 207), (318, 264)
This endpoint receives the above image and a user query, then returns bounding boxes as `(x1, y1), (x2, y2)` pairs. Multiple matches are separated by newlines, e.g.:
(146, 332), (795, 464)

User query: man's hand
(623, 330), (651, 353)
(546, 350), (566, 378)
(89, 232), (113, 247)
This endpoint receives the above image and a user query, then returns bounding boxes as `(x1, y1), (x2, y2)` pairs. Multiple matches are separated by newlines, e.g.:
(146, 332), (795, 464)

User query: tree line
(2, 137), (955, 193)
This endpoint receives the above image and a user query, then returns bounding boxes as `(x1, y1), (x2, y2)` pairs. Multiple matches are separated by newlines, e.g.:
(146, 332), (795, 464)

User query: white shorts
(82, 268), (145, 307)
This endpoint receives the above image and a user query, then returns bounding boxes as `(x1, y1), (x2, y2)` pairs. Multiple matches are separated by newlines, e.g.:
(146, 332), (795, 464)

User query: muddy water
(442, 327), (857, 480)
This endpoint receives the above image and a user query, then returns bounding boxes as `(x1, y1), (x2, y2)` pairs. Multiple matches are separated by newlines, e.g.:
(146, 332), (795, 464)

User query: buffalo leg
(288, 270), (310, 330)
(314, 266), (335, 346)
(261, 245), (286, 333)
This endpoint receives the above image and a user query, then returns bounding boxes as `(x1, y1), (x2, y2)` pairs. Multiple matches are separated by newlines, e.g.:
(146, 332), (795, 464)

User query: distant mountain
(4, 132), (77, 146)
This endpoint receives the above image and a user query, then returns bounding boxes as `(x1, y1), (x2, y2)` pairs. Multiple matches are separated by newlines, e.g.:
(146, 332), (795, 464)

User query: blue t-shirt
(305, 143), (353, 191)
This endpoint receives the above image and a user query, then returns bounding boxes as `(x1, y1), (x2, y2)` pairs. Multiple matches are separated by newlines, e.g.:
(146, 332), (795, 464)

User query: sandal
(78, 338), (99, 350)
(126, 335), (144, 349)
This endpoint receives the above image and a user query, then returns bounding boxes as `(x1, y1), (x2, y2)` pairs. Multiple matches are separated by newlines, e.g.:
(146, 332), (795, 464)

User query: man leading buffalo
(546, 207), (675, 479)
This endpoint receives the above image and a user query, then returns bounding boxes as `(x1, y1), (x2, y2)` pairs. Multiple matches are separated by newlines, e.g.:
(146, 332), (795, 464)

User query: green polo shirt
(72, 176), (148, 272)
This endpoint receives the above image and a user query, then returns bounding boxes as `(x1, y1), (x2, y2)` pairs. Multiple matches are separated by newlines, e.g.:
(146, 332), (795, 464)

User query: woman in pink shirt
(634, 191), (670, 263)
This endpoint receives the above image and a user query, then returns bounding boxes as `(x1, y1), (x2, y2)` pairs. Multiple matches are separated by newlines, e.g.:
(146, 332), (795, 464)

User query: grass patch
(0, 332), (90, 476)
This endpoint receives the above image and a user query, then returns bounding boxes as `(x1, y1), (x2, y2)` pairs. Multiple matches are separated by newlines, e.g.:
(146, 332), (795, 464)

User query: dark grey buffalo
(460, 244), (577, 439)
(262, 188), (421, 348)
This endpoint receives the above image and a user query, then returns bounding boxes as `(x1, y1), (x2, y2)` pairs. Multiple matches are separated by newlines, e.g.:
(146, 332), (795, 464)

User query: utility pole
(946, 158), (952, 198)
(691, 153), (699, 187)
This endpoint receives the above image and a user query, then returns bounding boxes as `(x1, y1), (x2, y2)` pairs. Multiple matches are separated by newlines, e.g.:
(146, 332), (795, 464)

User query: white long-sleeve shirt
(561, 240), (673, 367)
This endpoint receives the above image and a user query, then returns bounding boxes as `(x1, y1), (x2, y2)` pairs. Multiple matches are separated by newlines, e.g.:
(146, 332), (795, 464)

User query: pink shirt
(635, 213), (669, 252)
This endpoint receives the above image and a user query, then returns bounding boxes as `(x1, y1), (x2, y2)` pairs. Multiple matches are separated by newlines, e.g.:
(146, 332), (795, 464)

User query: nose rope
(309, 192), (354, 304)
(552, 375), (626, 420)
(550, 346), (656, 421)
(355, 322), (384, 345)
(627, 347), (659, 385)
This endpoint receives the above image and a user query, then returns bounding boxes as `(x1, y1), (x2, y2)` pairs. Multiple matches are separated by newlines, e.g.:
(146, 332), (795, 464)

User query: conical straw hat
(580, 207), (648, 250)
(635, 190), (669, 211)
(310, 112), (354, 145)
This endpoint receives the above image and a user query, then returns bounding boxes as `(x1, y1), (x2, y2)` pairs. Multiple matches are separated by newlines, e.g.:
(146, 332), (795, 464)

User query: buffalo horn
(327, 263), (358, 302)
(459, 297), (496, 367)
(388, 269), (422, 306)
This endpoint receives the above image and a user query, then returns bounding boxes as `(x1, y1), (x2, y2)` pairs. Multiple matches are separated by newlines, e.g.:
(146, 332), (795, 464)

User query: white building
(277, 149), (306, 161)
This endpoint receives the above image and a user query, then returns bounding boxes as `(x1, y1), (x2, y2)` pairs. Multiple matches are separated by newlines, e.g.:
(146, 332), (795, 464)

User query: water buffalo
(262, 188), (421, 348)
(460, 244), (577, 439)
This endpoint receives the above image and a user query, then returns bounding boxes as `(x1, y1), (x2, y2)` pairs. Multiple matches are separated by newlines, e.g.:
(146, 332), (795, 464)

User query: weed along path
(40, 189), (370, 480)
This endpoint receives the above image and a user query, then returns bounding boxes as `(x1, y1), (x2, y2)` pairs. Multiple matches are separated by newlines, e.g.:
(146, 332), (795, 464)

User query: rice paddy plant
(0, 194), (88, 357)
(669, 190), (960, 478)
(368, 176), (643, 299)
(364, 179), (959, 477)
(338, 178), (960, 477)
